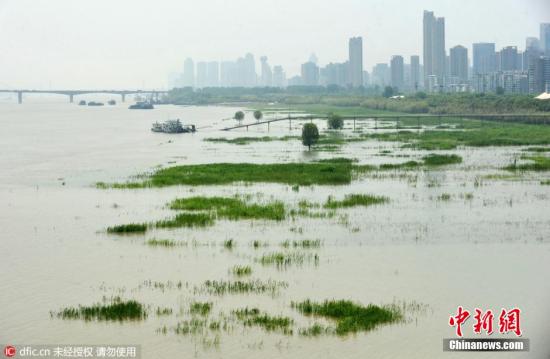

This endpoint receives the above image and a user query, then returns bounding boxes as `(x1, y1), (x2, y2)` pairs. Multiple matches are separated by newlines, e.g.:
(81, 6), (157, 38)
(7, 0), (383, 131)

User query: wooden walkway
(222, 113), (550, 131)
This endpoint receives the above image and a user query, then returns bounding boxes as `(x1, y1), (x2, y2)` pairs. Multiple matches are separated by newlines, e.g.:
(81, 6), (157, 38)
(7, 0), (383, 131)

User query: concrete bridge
(0, 89), (169, 104)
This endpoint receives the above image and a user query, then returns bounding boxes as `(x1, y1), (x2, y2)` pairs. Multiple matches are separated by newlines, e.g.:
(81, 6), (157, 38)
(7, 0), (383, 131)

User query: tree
(253, 110), (263, 122)
(382, 86), (394, 98)
(327, 113), (344, 130)
(301, 123), (319, 150)
(234, 111), (245, 123)
(496, 86), (505, 95)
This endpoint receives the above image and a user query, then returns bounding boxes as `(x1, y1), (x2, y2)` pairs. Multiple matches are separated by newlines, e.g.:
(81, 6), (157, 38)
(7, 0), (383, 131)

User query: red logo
(449, 307), (523, 337)
(4, 346), (16, 357)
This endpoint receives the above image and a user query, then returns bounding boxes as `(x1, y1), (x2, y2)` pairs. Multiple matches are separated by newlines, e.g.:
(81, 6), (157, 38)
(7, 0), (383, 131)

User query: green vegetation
(541, 180), (550, 185)
(170, 196), (286, 221)
(231, 265), (252, 276)
(437, 193), (452, 201)
(55, 297), (146, 321)
(155, 212), (214, 228)
(204, 135), (298, 145)
(422, 154), (462, 166)
(292, 299), (402, 335)
(253, 110), (263, 121)
(106, 223), (147, 234)
(324, 194), (389, 209)
(505, 156), (550, 171)
(327, 113), (344, 129)
(281, 239), (321, 248)
(200, 279), (287, 295)
(223, 239), (234, 249)
(146, 238), (179, 247)
(234, 111), (245, 122)
(302, 123), (320, 150)
(234, 308), (293, 334)
(190, 302), (213, 316)
(523, 147), (550, 152)
(258, 252), (318, 268)
(105, 161), (359, 187)
(156, 307), (173, 316)
(299, 323), (327, 336)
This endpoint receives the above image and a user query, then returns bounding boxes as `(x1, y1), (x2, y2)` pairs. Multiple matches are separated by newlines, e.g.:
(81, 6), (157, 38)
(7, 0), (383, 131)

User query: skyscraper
(348, 37), (363, 87)
(540, 23), (550, 56)
(196, 61), (208, 88)
(423, 10), (446, 90)
(272, 66), (286, 88)
(410, 55), (420, 90)
(260, 56), (272, 87)
(390, 55), (404, 89)
(500, 46), (519, 71)
(450, 45), (468, 83)
(301, 62), (319, 86)
(206, 61), (219, 87)
(182, 58), (195, 87)
(473, 43), (496, 74)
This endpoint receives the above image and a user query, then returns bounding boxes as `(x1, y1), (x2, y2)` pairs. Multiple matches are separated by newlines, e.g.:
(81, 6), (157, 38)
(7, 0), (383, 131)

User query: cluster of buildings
(178, 12), (550, 95)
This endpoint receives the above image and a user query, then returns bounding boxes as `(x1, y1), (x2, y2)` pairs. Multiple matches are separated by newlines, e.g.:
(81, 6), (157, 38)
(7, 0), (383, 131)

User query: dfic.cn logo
(4, 346), (16, 358)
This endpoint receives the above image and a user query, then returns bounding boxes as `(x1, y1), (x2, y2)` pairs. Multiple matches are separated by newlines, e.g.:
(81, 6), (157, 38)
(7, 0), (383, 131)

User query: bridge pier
(69, 94), (74, 103)
(17, 91), (22, 104)
(121, 94), (126, 102)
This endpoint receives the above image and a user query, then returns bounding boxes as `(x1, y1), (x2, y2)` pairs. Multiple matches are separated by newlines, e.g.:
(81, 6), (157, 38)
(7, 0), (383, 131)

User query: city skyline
(0, 0), (548, 89)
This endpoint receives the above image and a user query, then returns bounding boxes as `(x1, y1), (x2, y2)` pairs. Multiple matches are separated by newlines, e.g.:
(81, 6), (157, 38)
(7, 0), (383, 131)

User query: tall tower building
(450, 45), (468, 83)
(410, 55), (420, 90)
(206, 61), (219, 87)
(182, 58), (195, 87)
(473, 43), (496, 74)
(260, 56), (273, 87)
(541, 23), (550, 56)
(500, 46), (519, 71)
(423, 10), (446, 90)
(348, 37), (364, 87)
(196, 61), (208, 88)
(390, 56), (404, 90)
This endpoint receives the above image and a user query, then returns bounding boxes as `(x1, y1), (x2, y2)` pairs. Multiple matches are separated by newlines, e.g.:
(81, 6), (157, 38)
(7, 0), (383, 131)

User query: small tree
(496, 86), (505, 95)
(234, 111), (245, 123)
(327, 113), (344, 130)
(301, 123), (319, 150)
(382, 86), (394, 98)
(253, 110), (263, 122)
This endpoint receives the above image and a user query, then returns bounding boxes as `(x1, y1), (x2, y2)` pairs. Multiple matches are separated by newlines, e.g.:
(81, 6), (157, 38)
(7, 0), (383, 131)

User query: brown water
(1, 99), (549, 358)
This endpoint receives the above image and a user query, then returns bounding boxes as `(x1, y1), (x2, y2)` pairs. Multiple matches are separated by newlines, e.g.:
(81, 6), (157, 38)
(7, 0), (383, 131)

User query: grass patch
(522, 147), (550, 152)
(541, 180), (550, 185)
(204, 136), (299, 145)
(103, 162), (359, 187)
(146, 238), (179, 247)
(292, 299), (402, 335)
(155, 213), (214, 228)
(231, 265), (252, 276)
(190, 302), (213, 316)
(281, 239), (321, 248)
(505, 156), (550, 171)
(54, 297), (147, 321)
(107, 223), (147, 234)
(299, 323), (327, 336)
(324, 194), (389, 209)
(437, 193), (452, 201)
(258, 252), (319, 268)
(422, 154), (462, 166)
(200, 279), (287, 295)
(234, 308), (293, 335)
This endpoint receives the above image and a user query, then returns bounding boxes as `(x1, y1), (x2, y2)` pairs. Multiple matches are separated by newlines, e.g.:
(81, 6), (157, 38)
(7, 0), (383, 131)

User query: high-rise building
(196, 61), (208, 88)
(423, 10), (446, 90)
(524, 37), (542, 71)
(540, 23), (550, 56)
(390, 55), (404, 89)
(449, 45), (468, 83)
(528, 56), (550, 93)
(500, 46), (519, 71)
(259, 56), (272, 87)
(272, 66), (286, 88)
(410, 55), (420, 90)
(321, 62), (349, 87)
(182, 58), (195, 87)
(220, 61), (237, 87)
(301, 62), (319, 86)
(372, 63), (390, 86)
(348, 37), (363, 87)
(243, 53), (257, 87)
(473, 43), (496, 74)
(206, 61), (219, 87)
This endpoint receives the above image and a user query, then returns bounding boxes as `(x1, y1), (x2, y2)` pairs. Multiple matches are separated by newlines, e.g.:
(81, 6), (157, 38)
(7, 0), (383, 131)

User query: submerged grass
(505, 155), (550, 171)
(107, 223), (147, 234)
(54, 297), (147, 321)
(258, 252), (319, 268)
(422, 154), (462, 166)
(190, 302), (213, 316)
(231, 265), (252, 276)
(199, 279), (288, 295)
(292, 299), (402, 335)
(324, 194), (389, 209)
(146, 238), (180, 247)
(155, 212), (214, 228)
(234, 307), (293, 335)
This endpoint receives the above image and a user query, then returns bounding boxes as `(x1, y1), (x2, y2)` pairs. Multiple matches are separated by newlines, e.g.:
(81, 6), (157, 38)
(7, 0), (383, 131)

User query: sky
(0, 0), (548, 89)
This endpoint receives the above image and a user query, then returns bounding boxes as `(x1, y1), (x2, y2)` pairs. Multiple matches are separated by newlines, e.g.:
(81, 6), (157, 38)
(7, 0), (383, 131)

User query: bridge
(0, 89), (169, 104)
(223, 113), (550, 131)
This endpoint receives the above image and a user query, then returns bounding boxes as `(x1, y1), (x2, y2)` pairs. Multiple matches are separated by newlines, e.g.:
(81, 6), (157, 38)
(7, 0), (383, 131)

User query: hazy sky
(0, 0), (548, 89)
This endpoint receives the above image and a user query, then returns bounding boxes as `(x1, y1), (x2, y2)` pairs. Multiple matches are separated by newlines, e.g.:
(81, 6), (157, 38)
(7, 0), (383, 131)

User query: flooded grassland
(1, 101), (550, 358)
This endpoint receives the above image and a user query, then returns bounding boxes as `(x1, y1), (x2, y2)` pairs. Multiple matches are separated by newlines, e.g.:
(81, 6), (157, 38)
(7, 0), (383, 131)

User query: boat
(78, 100), (86, 106)
(88, 101), (104, 106)
(151, 119), (196, 134)
(108, 99), (116, 105)
(129, 101), (154, 109)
